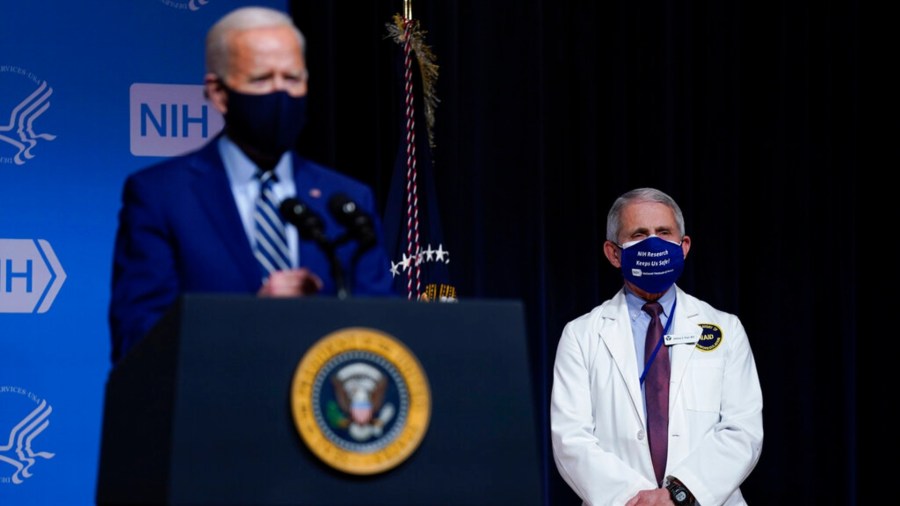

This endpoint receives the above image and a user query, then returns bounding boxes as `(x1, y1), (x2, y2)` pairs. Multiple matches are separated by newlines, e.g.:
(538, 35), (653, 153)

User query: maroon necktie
(643, 301), (669, 486)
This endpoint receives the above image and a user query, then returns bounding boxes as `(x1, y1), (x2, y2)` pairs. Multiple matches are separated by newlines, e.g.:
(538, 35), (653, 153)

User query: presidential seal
(290, 327), (431, 475)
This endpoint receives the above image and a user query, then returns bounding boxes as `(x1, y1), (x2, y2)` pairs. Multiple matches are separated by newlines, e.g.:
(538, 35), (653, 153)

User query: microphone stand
(280, 198), (350, 299)
(330, 235), (358, 300)
(325, 241), (350, 300)
(281, 195), (375, 301)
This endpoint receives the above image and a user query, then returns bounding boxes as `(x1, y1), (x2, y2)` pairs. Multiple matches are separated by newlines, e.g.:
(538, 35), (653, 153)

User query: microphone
(327, 193), (377, 252)
(280, 196), (350, 299)
(279, 197), (328, 247)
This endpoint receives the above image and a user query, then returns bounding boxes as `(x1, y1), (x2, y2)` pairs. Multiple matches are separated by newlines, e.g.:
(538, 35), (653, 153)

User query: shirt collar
(625, 285), (677, 321)
(218, 135), (294, 186)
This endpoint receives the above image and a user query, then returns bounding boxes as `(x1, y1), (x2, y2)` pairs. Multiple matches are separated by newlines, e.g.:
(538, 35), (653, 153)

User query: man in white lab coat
(550, 187), (763, 505)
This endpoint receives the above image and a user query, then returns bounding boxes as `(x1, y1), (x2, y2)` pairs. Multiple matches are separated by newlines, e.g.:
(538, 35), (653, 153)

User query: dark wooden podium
(95, 294), (543, 505)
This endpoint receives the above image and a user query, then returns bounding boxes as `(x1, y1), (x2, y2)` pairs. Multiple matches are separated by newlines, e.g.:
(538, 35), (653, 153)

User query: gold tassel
(386, 14), (440, 150)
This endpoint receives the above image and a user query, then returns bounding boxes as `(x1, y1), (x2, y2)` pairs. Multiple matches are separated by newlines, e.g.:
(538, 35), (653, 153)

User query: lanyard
(639, 298), (677, 385)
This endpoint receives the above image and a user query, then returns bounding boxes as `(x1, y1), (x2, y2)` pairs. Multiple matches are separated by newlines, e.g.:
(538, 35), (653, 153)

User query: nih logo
(129, 83), (224, 157)
(0, 239), (66, 314)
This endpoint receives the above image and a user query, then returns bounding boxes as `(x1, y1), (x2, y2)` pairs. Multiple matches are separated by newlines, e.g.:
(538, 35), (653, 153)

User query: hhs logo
(0, 386), (55, 485)
(0, 66), (57, 166)
(129, 83), (224, 157)
(159, 0), (210, 10)
(0, 239), (66, 314)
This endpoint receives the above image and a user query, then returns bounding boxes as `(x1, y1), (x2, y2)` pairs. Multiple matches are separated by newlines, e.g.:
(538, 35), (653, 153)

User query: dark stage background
(290, 1), (858, 504)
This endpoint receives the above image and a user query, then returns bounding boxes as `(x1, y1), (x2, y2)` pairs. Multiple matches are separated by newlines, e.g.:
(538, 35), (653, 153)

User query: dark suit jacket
(108, 137), (396, 363)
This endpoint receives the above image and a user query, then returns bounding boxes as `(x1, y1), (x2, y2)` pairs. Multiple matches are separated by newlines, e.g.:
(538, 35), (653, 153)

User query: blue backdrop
(0, 2), (285, 504)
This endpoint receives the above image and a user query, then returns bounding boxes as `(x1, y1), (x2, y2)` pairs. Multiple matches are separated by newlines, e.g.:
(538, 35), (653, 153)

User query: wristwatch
(664, 476), (696, 505)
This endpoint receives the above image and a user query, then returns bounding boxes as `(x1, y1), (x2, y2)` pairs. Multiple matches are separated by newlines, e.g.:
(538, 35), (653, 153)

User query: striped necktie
(253, 170), (291, 278)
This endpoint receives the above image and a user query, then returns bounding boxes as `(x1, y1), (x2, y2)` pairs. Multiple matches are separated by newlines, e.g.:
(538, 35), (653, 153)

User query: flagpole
(385, 3), (456, 302)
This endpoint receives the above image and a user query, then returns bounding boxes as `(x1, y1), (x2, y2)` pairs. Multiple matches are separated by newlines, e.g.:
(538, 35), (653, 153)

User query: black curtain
(291, 1), (858, 504)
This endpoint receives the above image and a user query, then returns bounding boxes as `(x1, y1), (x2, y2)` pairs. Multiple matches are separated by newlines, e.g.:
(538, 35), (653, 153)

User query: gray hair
(605, 187), (686, 242)
(205, 6), (306, 77)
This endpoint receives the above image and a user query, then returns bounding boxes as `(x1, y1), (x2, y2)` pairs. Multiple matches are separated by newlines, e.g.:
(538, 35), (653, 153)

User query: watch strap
(664, 475), (696, 505)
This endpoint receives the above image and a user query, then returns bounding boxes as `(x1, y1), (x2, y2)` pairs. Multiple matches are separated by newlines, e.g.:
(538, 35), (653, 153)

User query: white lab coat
(550, 286), (763, 505)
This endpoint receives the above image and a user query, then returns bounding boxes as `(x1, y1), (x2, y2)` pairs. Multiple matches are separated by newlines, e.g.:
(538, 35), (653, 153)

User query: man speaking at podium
(108, 6), (395, 364)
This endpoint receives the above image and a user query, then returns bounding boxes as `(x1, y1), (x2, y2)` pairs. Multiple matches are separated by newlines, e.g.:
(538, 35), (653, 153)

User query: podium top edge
(178, 293), (526, 307)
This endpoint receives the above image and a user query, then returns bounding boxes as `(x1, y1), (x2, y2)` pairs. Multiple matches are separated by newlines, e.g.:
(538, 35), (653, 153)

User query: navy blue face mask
(223, 85), (307, 158)
(617, 235), (685, 294)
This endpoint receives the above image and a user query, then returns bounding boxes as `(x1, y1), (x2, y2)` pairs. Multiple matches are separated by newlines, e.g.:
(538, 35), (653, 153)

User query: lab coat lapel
(667, 287), (702, 404)
(600, 290), (647, 424)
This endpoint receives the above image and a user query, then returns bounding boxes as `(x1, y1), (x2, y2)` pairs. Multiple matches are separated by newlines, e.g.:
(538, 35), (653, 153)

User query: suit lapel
(291, 154), (330, 269)
(189, 141), (262, 290)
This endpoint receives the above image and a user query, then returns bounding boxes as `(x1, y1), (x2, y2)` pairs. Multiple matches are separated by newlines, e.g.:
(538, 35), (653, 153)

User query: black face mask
(222, 85), (307, 159)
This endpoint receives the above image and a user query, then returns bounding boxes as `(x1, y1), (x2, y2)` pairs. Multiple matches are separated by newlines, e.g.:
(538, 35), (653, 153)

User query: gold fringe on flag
(386, 14), (439, 150)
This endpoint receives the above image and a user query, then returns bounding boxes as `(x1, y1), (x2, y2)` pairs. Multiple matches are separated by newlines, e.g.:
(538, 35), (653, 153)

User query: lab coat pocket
(683, 359), (725, 412)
